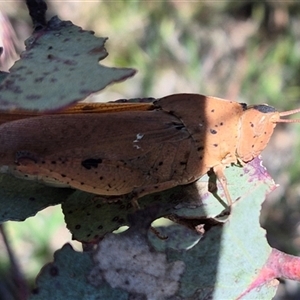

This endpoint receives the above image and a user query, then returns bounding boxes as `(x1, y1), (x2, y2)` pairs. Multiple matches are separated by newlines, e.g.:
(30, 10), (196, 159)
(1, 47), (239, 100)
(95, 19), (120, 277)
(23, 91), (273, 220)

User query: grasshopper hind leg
(212, 164), (233, 208)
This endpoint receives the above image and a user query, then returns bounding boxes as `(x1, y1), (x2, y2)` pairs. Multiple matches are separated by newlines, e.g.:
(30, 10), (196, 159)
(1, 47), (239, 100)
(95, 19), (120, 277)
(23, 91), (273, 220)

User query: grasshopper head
(237, 104), (300, 162)
(237, 104), (281, 162)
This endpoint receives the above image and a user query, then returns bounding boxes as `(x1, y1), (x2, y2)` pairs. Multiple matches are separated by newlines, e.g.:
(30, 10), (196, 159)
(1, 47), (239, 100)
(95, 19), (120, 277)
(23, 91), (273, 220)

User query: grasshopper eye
(251, 104), (277, 114)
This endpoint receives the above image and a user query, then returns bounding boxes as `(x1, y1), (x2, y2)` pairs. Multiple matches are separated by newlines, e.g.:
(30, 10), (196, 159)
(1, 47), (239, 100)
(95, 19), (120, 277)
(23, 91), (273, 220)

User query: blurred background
(1, 1), (300, 299)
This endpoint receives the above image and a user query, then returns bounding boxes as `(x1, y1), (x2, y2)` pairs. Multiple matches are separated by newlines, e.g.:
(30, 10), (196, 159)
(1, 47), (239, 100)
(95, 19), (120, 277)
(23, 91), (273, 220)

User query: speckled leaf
(0, 71), (8, 84)
(0, 173), (73, 222)
(62, 187), (184, 243)
(165, 223), (278, 299)
(35, 156), (279, 299)
(155, 159), (277, 299)
(62, 192), (133, 243)
(0, 16), (135, 111)
(63, 157), (275, 243)
(84, 161), (276, 300)
(89, 229), (186, 299)
(29, 244), (128, 300)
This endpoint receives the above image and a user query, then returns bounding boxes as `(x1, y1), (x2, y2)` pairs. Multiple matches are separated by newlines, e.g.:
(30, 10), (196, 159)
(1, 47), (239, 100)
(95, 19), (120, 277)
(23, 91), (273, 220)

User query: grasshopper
(0, 93), (299, 206)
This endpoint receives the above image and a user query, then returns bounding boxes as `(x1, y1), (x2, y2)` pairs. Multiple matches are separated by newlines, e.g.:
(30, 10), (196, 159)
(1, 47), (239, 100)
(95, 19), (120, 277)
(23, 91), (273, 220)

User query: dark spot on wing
(81, 158), (103, 170)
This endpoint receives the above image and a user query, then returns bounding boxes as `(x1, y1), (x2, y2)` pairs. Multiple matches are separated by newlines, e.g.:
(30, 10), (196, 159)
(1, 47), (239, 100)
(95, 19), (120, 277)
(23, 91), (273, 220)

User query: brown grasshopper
(0, 93), (299, 206)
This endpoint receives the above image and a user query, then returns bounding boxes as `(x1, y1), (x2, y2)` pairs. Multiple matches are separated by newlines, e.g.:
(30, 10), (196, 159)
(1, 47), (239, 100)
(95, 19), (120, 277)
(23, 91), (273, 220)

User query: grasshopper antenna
(278, 108), (300, 123)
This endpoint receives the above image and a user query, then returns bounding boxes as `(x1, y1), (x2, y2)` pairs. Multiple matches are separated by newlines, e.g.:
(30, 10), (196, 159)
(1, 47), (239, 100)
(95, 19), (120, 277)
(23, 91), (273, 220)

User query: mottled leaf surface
(29, 244), (127, 300)
(0, 71), (8, 84)
(35, 165), (277, 300)
(0, 16), (135, 111)
(62, 187), (183, 243)
(87, 156), (276, 299)
(0, 174), (73, 222)
(62, 192), (134, 243)
(141, 156), (278, 299)
(163, 167), (276, 299)
(31, 157), (300, 299)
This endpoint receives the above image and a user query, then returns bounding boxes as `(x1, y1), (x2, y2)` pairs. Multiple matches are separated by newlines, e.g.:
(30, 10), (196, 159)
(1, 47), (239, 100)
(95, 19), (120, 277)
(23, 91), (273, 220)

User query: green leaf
(89, 229), (186, 299)
(165, 181), (276, 299)
(146, 158), (277, 299)
(62, 192), (133, 243)
(34, 157), (281, 299)
(84, 156), (277, 299)
(0, 174), (73, 222)
(0, 16), (135, 111)
(62, 188), (182, 243)
(29, 244), (128, 300)
(0, 71), (8, 84)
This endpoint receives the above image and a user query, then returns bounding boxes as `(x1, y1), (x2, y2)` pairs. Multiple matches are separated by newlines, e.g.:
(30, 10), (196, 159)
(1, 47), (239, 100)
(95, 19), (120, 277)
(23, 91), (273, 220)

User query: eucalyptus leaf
(0, 16), (135, 111)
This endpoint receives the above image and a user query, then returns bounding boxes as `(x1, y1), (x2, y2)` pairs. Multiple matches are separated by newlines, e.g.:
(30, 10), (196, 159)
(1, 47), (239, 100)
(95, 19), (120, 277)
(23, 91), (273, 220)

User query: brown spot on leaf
(49, 266), (59, 276)
(80, 89), (91, 95)
(88, 46), (105, 54)
(26, 94), (42, 100)
(64, 59), (77, 66)
(31, 288), (39, 294)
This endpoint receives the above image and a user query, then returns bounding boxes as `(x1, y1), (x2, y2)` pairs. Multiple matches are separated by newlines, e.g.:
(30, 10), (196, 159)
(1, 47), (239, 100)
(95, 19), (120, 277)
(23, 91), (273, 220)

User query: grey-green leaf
(29, 244), (128, 300)
(0, 16), (135, 111)
(0, 71), (8, 84)
(0, 174), (73, 222)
